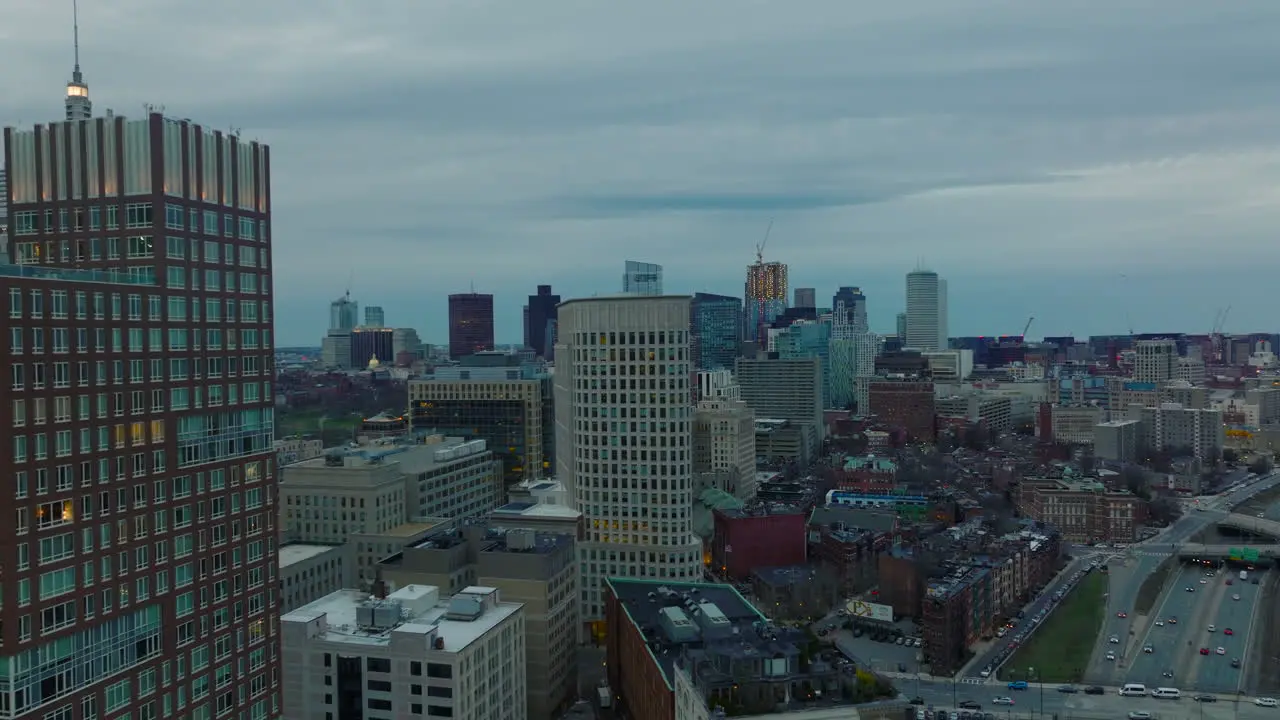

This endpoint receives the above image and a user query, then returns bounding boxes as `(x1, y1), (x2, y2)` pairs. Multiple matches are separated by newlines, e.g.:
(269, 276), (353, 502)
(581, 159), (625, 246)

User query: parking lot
(829, 623), (924, 673)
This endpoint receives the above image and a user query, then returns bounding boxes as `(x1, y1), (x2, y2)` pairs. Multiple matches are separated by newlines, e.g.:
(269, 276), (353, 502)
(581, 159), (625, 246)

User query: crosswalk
(958, 677), (986, 685)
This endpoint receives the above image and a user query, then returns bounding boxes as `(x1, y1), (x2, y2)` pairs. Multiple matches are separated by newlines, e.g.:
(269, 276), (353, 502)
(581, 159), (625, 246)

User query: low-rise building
(280, 542), (355, 613)
(1130, 404), (1225, 462)
(379, 526), (579, 720)
(922, 566), (993, 676)
(836, 455), (897, 493)
(1016, 478), (1144, 544)
(605, 579), (876, 720)
(935, 394), (1013, 434)
(711, 505), (807, 580)
(282, 585), (526, 720)
(280, 434), (504, 545)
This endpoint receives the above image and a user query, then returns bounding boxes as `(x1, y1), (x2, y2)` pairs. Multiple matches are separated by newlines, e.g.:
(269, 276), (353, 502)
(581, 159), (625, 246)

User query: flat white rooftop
(283, 585), (520, 653)
(492, 503), (580, 519)
(279, 543), (342, 568)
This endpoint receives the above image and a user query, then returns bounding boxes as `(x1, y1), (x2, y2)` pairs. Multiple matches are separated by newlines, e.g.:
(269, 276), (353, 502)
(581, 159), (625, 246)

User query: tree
(1122, 466), (1152, 500)
(1147, 496), (1183, 526)
(1223, 448), (1240, 464)
(1250, 456), (1273, 475)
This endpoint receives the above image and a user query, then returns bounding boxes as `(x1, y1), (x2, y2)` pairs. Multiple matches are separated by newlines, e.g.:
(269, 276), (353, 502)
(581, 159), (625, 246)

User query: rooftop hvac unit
(355, 600), (403, 631)
(506, 529), (536, 551)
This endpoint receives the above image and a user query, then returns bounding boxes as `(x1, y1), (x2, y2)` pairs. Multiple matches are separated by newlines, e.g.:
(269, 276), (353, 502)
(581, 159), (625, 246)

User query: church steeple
(65, 0), (92, 121)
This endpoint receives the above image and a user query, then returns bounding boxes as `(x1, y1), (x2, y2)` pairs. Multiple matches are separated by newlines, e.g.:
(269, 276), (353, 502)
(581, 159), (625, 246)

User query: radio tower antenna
(64, 0), (92, 120)
(756, 219), (773, 264)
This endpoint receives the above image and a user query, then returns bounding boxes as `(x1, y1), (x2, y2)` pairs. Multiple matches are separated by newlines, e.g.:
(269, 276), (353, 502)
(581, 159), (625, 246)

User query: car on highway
(1143, 645), (1154, 653)
(1185, 586), (1195, 592)
(1106, 652), (1117, 661)
(959, 701), (982, 710)
(1116, 611), (1127, 618)
(992, 698), (1014, 706)
(1233, 658), (1242, 668)
(1168, 616), (1178, 624)
(1109, 635), (1120, 644)
(1085, 686), (1105, 695)
(1234, 594), (1242, 601)
(1195, 695), (1218, 703)
(1200, 647), (1211, 655)
(1128, 712), (1152, 720)
(1217, 647), (1226, 655)
(1007, 681), (1028, 691)
(1225, 628), (1234, 635)
(1255, 698), (1278, 708)
(1209, 625), (1216, 632)
(1057, 686), (1078, 694)
(1154, 619), (1164, 626)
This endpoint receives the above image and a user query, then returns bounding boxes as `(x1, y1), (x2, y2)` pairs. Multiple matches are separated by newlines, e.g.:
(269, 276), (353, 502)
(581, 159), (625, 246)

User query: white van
(1120, 684), (1148, 697)
(1151, 688), (1181, 699)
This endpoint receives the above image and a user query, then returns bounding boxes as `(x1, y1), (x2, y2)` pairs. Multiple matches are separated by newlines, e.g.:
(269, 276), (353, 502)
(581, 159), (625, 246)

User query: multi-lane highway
(899, 675), (1275, 720)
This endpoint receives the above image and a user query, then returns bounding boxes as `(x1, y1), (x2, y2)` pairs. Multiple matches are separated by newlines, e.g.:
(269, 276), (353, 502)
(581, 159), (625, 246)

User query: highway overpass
(1218, 512), (1280, 538)
(1179, 543), (1280, 563)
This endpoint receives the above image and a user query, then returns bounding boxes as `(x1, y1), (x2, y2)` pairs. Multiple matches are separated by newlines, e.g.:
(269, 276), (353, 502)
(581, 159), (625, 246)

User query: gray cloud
(4, 0), (1280, 344)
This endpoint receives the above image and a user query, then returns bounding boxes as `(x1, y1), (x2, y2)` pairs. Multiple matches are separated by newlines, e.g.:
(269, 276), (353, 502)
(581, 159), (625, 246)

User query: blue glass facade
(775, 321), (832, 406)
(691, 293), (742, 370)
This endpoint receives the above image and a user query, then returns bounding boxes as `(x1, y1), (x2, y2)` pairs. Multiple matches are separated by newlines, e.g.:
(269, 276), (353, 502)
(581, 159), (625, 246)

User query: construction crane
(756, 219), (773, 264)
(1021, 316), (1034, 340)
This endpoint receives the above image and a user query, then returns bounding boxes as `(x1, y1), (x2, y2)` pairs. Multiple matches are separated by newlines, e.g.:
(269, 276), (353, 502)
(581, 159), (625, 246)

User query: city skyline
(5, 1), (1280, 345)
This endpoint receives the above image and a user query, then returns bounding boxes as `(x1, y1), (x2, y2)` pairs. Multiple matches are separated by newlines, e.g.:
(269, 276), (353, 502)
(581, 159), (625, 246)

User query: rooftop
(279, 543), (342, 568)
(490, 501), (581, 519)
(372, 520), (452, 538)
(283, 584), (520, 652)
(409, 526), (572, 555)
(286, 435), (490, 476)
(843, 455), (897, 473)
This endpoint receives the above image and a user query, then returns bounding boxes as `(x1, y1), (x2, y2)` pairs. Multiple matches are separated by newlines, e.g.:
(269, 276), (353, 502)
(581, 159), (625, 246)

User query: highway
(1194, 572), (1262, 693)
(1121, 566), (1209, 688)
(898, 675), (1275, 720)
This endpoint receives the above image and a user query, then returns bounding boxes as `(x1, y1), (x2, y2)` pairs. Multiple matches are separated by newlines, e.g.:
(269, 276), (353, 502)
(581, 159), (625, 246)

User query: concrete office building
(409, 354), (554, 485)
(280, 435), (504, 575)
(448, 292), (495, 359)
(693, 390), (757, 501)
(280, 542), (355, 613)
(2, 112), (278, 718)
(1133, 338), (1178, 384)
(282, 585), (526, 720)
(734, 356), (824, 455)
(905, 268), (948, 351)
(1131, 404), (1225, 462)
(1095, 419), (1141, 463)
(623, 260), (664, 295)
(553, 295), (702, 627)
(379, 526), (579, 720)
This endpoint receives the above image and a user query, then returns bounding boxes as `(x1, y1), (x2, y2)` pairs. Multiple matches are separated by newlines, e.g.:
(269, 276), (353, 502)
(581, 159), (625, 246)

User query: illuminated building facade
(744, 260), (787, 346)
(2, 112), (279, 718)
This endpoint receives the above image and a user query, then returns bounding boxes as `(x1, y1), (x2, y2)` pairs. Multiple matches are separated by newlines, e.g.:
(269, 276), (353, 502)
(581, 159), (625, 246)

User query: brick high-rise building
(2, 113), (279, 719)
(448, 292), (495, 359)
(867, 380), (936, 442)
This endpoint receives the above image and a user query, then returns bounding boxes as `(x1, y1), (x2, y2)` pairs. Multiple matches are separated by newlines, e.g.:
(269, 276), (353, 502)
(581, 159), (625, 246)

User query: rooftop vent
(355, 599), (403, 631)
(445, 596), (483, 622)
(506, 529), (536, 551)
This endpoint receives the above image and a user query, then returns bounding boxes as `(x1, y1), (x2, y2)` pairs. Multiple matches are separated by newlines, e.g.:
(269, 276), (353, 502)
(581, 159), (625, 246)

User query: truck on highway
(1241, 569), (1249, 581)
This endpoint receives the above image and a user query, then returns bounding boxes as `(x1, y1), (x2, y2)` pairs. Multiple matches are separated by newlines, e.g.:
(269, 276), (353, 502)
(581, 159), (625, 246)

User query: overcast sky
(6, 0), (1280, 346)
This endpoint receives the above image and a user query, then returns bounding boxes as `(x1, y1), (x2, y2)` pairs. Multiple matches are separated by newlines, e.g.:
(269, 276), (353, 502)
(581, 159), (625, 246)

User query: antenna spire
(64, 0), (92, 120)
(72, 0), (81, 80)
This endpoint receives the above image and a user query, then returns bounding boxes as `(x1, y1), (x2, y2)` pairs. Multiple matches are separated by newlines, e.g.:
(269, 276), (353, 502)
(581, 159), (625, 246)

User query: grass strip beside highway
(1134, 557), (1174, 616)
(1003, 572), (1107, 683)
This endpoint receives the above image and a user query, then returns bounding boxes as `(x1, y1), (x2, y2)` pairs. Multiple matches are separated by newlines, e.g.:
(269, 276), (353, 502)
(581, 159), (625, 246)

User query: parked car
(1007, 681), (1028, 691)
(992, 697), (1014, 706)
(1084, 686), (1105, 695)
(959, 701), (982, 710)
(1057, 685), (1078, 694)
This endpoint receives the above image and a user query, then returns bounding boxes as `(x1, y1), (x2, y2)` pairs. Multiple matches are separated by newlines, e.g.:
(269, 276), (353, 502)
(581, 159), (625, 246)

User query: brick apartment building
(868, 380), (936, 442)
(710, 505), (807, 579)
(1015, 477), (1144, 544)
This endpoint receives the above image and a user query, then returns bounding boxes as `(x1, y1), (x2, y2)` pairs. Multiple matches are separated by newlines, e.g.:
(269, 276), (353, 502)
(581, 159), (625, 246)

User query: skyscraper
(744, 260), (787, 346)
(622, 260), (663, 295)
(363, 304), (384, 328)
(329, 293), (358, 331)
(554, 295), (701, 623)
(3, 112), (278, 718)
(448, 292), (495, 358)
(832, 286), (868, 336)
(905, 269), (948, 351)
(526, 284), (560, 358)
(690, 292), (742, 372)
(0, 168), (8, 256)
(794, 287), (816, 309)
